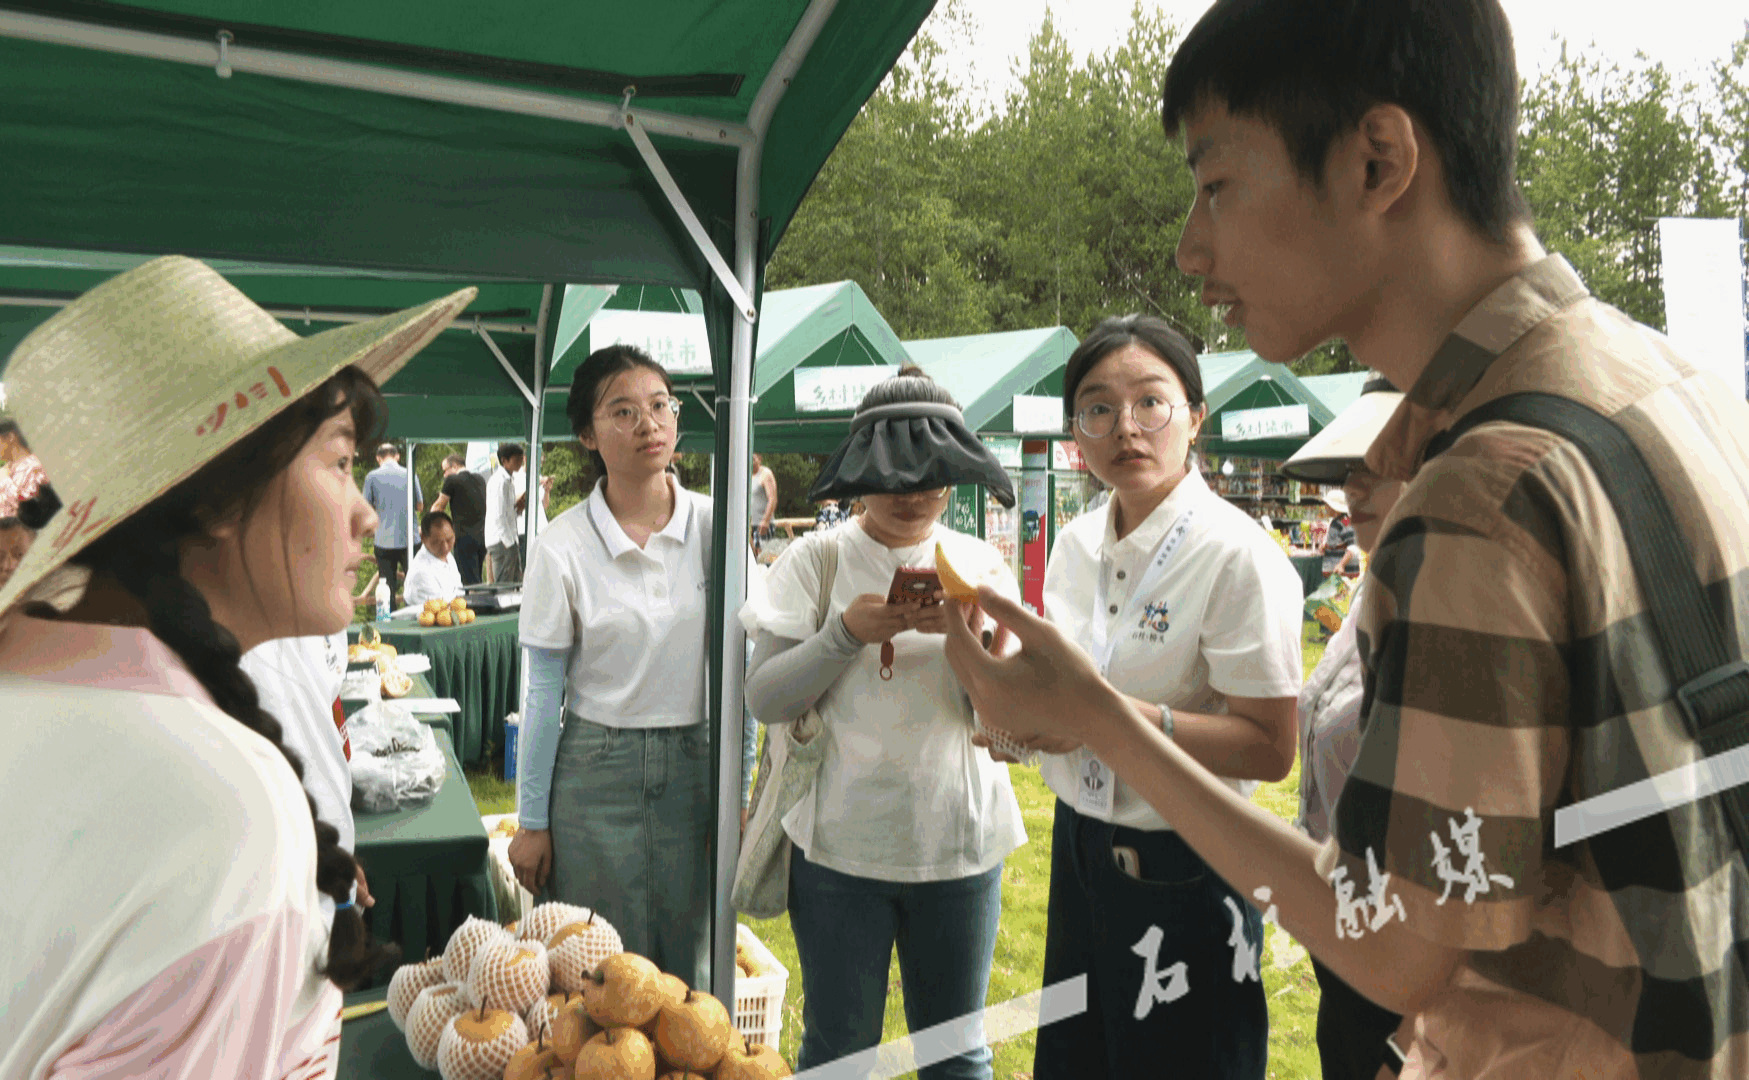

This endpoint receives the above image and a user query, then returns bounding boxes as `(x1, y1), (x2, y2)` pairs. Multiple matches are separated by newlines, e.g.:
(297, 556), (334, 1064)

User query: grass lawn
(467, 623), (1331, 1079)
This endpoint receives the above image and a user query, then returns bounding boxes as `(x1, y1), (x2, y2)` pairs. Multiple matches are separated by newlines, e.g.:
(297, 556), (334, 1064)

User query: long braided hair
(61, 365), (397, 988)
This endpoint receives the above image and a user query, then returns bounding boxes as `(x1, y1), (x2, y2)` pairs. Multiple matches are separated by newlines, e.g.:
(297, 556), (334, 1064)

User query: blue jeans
(1034, 800), (1267, 1079)
(788, 852), (1004, 1080)
(547, 717), (712, 988)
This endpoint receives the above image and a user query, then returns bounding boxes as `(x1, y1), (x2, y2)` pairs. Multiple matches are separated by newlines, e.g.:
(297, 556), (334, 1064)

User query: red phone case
(886, 566), (943, 605)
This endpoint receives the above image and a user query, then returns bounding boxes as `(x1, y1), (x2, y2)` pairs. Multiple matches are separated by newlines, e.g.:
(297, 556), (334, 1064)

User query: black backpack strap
(1427, 392), (1749, 853)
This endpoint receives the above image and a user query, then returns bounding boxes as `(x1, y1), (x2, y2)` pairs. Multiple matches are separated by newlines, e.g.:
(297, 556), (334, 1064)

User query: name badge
(1076, 748), (1116, 820)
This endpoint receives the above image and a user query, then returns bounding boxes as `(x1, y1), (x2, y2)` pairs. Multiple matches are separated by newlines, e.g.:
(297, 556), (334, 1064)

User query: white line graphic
(1554, 743), (1749, 848)
(789, 975), (1089, 1080)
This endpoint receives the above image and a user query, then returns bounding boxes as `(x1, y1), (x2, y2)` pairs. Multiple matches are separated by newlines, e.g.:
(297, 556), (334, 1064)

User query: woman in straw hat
(1279, 374), (1409, 1080)
(0, 256), (473, 1078)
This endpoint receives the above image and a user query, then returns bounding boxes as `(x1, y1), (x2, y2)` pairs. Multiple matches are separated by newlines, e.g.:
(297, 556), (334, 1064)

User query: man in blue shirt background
(362, 442), (422, 604)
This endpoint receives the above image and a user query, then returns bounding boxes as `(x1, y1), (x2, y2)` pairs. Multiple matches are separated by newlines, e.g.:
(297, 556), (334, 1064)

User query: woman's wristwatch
(1158, 703), (1175, 739)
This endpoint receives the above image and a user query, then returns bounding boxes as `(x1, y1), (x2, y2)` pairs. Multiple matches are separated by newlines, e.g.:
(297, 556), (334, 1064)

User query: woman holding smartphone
(506, 344), (715, 988)
(740, 366), (1025, 1080)
(1025, 315), (1304, 1080)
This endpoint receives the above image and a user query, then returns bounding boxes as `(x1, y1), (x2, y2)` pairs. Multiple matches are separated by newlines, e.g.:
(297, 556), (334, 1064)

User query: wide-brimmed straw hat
(1279, 374), (1403, 485)
(0, 255), (475, 617)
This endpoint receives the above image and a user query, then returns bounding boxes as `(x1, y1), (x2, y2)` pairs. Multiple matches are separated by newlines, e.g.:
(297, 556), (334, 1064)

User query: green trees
(769, 5), (1749, 375)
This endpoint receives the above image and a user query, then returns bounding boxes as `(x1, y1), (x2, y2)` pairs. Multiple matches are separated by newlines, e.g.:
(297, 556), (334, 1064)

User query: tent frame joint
(621, 112), (758, 325)
(476, 317), (536, 407)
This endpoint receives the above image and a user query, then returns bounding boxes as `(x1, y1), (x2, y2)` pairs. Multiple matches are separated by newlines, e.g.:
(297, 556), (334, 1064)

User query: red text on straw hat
(195, 364), (292, 437)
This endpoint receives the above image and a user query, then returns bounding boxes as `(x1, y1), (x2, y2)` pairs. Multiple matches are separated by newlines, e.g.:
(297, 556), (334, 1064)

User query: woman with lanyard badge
(740, 366), (1026, 1079)
(507, 344), (715, 988)
(1020, 315), (1303, 1080)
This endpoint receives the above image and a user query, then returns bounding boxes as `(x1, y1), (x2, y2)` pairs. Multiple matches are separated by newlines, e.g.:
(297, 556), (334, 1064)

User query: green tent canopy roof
(1197, 349), (1336, 460)
(1300, 372), (1372, 422)
(0, 0), (936, 289)
(906, 326), (1079, 434)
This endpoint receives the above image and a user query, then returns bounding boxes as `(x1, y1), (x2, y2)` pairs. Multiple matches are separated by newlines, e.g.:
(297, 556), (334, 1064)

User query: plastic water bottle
(375, 577), (391, 622)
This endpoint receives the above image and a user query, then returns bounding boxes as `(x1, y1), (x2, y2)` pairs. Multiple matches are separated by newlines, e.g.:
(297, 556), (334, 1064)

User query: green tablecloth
(351, 612), (521, 766)
(353, 720), (496, 985)
(1291, 554), (1325, 597)
(338, 988), (424, 1079)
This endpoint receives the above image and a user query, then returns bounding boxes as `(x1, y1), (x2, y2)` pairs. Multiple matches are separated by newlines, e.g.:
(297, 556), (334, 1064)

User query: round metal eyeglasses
(599, 397), (683, 432)
(1073, 398), (1189, 439)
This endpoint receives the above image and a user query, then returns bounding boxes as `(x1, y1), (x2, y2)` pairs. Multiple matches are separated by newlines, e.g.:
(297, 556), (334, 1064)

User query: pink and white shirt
(0, 616), (343, 1080)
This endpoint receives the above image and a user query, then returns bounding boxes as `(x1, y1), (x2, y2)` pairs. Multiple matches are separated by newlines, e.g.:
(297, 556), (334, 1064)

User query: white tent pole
(0, 9), (754, 150)
(526, 285), (553, 550)
(406, 441), (417, 573)
(709, 0), (841, 1006)
(513, 285), (553, 783)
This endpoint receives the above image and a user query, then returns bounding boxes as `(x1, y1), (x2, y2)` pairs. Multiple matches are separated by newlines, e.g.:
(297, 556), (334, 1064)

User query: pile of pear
(385, 904), (790, 1080)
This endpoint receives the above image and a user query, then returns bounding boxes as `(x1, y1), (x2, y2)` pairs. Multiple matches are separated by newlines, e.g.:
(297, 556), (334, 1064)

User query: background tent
(910, 326), (1079, 435)
(1301, 371), (1373, 427)
(1197, 349), (1337, 460)
(0, 0), (938, 999)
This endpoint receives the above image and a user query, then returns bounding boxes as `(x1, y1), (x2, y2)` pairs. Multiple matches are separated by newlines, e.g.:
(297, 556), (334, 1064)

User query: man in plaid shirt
(943, 1), (1749, 1077)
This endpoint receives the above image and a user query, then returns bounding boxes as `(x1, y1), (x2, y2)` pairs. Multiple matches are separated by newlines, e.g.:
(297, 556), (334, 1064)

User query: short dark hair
(497, 443), (525, 465)
(0, 419), (28, 451)
(856, 364), (959, 413)
(376, 442), (398, 459)
(564, 344), (673, 475)
(442, 453), (466, 470)
(1161, 0), (1529, 243)
(0, 515), (28, 535)
(420, 510), (454, 537)
(1062, 315), (1205, 416)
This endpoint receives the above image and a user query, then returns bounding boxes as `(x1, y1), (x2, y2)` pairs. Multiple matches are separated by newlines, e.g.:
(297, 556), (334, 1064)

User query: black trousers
(1311, 957), (1403, 1079)
(453, 533), (485, 585)
(374, 545), (408, 601)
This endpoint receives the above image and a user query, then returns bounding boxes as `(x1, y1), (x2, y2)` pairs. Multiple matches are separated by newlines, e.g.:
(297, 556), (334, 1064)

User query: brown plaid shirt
(1317, 256), (1749, 1078)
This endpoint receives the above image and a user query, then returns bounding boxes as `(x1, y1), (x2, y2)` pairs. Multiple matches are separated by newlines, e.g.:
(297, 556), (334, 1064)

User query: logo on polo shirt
(1139, 600), (1171, 634)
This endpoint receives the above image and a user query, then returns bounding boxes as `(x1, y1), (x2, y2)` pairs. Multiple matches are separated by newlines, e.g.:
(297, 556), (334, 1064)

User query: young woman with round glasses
(506, 344), (717, 987)
(1018, 314), (1305, 1080)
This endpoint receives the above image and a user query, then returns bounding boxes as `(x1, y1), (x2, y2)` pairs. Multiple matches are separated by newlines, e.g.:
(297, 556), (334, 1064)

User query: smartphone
(886, 566), (943, 606)
(1112, 845), (1142, 879)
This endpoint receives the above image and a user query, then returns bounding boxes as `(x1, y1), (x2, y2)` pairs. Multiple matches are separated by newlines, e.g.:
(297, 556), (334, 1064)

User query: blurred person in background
(486, 442), (526, 584)
(432, 453), (488, 585)
(1280, 375), (1406, 1080)
(361, 443), (421, 603)
(0, 517), (31, 589)
(0, 419), (46, 519)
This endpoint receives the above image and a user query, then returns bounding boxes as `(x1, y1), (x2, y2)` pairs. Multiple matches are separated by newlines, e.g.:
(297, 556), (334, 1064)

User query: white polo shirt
(739, 521), (1027, 882)
(486, 466), (519, 549)
(1041, 469), (1303, 831)
(519, 476), (713, 729)
(403, 546), (464, 608)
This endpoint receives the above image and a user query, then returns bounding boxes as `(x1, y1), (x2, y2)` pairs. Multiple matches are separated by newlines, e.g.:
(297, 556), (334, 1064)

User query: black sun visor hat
(808, 402), (1017, 508)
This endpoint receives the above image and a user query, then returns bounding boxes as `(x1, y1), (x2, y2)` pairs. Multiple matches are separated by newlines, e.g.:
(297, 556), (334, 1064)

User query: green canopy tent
(906, 326), (1078, 550)
(0, 0), (937, 998)
(1197, 349), (1337, 460)
(1301, 371), (1373, 424)
(909, 326), (1080, 435)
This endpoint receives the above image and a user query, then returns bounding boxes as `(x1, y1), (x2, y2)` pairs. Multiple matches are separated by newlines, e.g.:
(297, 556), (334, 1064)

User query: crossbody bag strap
(1427, 392), (1749, 853)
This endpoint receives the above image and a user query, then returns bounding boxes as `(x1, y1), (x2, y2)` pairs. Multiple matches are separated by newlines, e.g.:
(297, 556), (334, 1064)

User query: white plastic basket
(480, 813), (533, 926)
(733, 923), (789, 1051)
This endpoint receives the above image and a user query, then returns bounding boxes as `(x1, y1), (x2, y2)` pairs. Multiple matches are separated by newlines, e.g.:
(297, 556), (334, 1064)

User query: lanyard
(1089, 506), (1196, 674)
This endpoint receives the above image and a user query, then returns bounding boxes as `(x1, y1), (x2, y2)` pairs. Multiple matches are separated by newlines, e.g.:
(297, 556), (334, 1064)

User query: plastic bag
(1304, 573), (1355, 635)
(348, 701), (445, 812)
